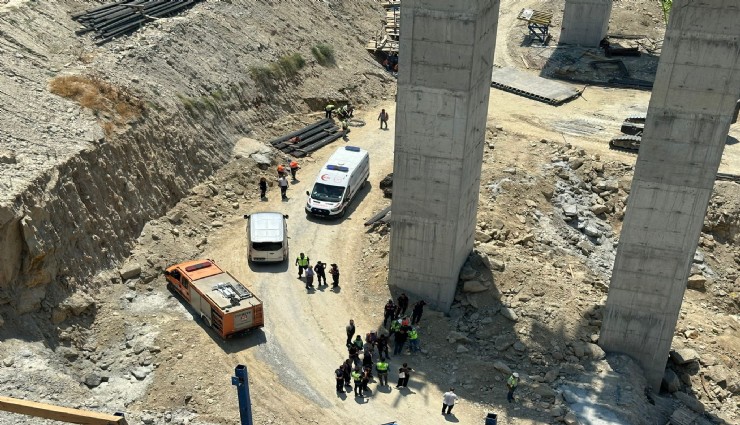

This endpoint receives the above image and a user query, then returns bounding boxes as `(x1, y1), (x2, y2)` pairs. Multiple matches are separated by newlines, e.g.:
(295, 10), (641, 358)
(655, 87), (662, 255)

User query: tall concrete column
(600, 0), (740, 390)
(388, 0), (499, 311)
(560, 0), (612, 46)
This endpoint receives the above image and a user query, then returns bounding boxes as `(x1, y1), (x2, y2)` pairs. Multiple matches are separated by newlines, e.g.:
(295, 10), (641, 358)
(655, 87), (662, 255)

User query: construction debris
(490, 66), (582, 105)
(366, 1), (400, 54)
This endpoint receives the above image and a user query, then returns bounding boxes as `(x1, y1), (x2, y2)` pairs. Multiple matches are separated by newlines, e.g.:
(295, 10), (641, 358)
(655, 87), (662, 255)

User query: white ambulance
(305, 146), (370, 218)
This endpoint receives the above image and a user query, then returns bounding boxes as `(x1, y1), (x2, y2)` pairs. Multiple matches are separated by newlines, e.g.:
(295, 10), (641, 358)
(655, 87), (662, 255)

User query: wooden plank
(0, 396), (127, 425)
(518, 8), (552, 25)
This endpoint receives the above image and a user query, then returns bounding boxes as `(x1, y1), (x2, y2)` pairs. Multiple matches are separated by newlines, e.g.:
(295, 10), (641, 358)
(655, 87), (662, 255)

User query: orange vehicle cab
(165, 259), (264, 338)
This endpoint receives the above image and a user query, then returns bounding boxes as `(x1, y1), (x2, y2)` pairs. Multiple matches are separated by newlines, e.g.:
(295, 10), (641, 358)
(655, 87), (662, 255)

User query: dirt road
(117, 1), (739, 423)
(205, 104), (481, 424)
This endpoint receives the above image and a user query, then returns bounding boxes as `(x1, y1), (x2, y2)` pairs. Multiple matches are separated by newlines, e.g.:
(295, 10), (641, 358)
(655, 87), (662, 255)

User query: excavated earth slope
(0, 0), (391, 316)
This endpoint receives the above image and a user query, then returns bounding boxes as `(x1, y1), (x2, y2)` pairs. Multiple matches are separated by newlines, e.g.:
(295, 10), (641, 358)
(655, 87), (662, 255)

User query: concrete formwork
(387, 0), (500, 311)
(560, 0), (612, 46)
(599, 0), (740, 390)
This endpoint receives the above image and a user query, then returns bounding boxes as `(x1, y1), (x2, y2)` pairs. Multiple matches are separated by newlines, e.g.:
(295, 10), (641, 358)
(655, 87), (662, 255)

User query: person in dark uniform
(393, 324), (409, 355)
(383, 299), (396, 327)
(259, 177), (267, 199)
(349, 344), (360, 369)
(314, 261), (327, 286)
(330, 263), (340, 288)
(361, 366), (371, 393)
(396, 293), (409, 318)
(335, 365), (345, 393)
(345, 319), (355, 347)
(376, 333), (390, 359)
(362, 351), (373, 379)
(343, 358), (353, 388)
(411, 300), (427, 325)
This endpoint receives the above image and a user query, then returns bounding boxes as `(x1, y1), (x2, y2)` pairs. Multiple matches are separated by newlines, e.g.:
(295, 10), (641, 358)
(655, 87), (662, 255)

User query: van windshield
(252, 242), (283, 251)
(310, 183), (345, 203)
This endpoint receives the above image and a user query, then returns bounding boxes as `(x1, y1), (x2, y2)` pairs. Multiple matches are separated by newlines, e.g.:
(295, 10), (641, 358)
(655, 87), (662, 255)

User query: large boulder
(670, 348), (700, 365)
(686, 275), (706, 291)
(500, 307), (518, 322)
(459, 264), (478, 281)
(475, 231), (492, 243)
(531, 383), (557, 400)
(62, 291), (95, 316)
(490, 258), (505, 272)
(662, 369), (681, 393)
(120, 263), (142, 280)
(493, 361), (511, 375)
(462, 280), (488, 293)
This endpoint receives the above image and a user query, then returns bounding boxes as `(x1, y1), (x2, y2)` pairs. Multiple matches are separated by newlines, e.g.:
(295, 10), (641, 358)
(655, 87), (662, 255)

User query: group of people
(324, 103), (354, 120)
(258, 161), (300, 201)
(332, 304), (521, 415)
(383, 294), (427, 327)
(324, 103), (355, 140)
(337, 318), (416, 398)
(381, 53), (399, 73)
(295, 253), (339, 290)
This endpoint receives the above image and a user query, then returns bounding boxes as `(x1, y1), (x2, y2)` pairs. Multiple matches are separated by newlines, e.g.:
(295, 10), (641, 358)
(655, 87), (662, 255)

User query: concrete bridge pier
(599, 0), (740, 390)
(388, 0), (500, 311)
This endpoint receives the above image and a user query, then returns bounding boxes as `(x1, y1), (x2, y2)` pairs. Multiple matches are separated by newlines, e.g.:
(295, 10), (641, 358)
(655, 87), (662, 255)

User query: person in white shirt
(442, 387), (458, 415)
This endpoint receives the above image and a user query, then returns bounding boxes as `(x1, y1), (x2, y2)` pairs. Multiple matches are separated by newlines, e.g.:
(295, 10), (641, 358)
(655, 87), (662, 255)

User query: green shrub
(250, 53), (306, 84)
(311, 43), (335, 66)
(277, 53), (306, 77)
(250, 66), (276, 84)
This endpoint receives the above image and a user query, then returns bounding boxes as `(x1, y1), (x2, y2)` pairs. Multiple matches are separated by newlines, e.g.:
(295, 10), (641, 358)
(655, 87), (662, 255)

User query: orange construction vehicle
(165, 259), (264, 338)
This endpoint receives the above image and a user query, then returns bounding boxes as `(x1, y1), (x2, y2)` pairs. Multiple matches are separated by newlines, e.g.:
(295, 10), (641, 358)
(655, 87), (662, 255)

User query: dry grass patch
(49, 75), (145, 135)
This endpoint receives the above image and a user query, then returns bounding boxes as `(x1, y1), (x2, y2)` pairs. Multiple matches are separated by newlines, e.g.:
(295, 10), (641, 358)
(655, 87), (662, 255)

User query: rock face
(0, 109), (231, 314)
(0, 0), (391, 317)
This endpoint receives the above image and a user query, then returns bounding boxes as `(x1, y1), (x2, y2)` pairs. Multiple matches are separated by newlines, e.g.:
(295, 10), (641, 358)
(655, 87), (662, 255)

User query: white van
(305, 146), (370, 218)
(244, 212), (289, 262)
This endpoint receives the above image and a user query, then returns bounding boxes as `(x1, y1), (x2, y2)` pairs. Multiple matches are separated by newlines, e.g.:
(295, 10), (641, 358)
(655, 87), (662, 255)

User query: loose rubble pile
(357, 127), (740, 425)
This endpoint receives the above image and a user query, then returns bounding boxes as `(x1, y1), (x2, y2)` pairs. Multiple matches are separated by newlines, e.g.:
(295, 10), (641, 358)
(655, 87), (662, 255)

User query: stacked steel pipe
(72, 0), (204, 45)
(268, 119), (344, 158)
